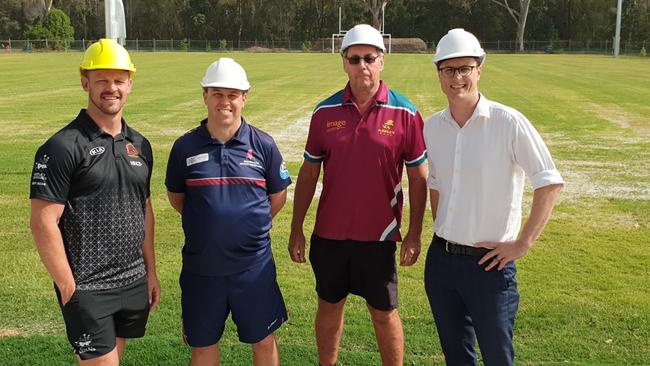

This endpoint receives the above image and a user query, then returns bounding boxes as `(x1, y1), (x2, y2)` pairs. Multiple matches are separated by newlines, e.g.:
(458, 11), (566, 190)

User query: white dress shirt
(424, 95), (564, 246)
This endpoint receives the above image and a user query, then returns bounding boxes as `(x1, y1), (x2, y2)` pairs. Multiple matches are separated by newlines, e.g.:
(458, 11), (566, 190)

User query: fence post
(136, 38), (139, 51)
(171, 38), (173, 51)
(153, 39), (156, 52)
(497, 40), (500, 50)
(45, 38), (48, 49)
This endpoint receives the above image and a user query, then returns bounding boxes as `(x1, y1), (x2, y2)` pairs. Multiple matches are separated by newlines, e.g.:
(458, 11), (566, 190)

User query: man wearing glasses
(288, 24), (427, 366)
(424, 28), (564, 365)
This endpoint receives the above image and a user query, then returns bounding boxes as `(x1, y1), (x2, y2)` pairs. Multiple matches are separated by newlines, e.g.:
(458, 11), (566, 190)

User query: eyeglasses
(438, 65), (477, 77)
(346, 54), (380, 65)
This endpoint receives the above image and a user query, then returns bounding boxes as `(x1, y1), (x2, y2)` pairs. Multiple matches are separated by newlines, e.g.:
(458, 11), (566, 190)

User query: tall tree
(491, 0), (531, 51)
(22, 0), (53, 22)
(360, 0), (387, 30)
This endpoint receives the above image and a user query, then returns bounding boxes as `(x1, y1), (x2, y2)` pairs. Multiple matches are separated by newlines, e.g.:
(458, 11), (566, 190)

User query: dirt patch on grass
(0, 328), (19, 337)
(585, 103), (650, 135)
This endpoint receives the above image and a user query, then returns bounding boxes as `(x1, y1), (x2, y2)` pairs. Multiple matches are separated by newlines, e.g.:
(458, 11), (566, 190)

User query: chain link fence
(1, 38), (648, 56)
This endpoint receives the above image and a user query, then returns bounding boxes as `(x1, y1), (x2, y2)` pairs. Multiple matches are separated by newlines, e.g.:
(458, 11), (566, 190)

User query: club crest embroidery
(126, 143), (139, 157)
(240, 148), (262, 168)
(378, 120), (396, 136)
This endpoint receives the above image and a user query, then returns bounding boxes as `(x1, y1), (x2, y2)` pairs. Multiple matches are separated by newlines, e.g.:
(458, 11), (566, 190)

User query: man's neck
(206, 117), (242, 144)
(350, 83), (380, 114)
(449, 93), (480, 128)
(85, 108), (123, 137)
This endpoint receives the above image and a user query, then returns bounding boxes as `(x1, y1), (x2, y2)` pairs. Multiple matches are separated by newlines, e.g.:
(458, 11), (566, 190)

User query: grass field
(0, 51), (649, 365)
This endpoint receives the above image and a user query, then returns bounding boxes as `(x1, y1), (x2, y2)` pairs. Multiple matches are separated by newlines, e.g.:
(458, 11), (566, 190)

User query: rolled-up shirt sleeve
(512, 115), (564, 190)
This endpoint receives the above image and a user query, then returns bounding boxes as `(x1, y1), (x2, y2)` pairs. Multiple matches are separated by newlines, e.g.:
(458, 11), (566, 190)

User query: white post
(614, 0), (622, 57)
(338, 7), (342, 33)
(381, 3), (386, 33)
(105, 0), (127, 45)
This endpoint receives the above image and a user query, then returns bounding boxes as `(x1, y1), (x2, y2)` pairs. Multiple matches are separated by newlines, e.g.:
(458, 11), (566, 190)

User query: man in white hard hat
(289, 24), (428, 366)
(424, 28), (564, 365)
(166, 58), (291, 366)
(29, 39), (160, 365)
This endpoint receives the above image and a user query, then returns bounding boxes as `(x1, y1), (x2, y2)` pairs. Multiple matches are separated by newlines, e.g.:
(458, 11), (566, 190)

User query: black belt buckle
(437, 235), (488, 257)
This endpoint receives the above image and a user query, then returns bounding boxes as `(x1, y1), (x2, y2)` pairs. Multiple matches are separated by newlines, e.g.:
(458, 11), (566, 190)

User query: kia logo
(89, 146), (105, 156)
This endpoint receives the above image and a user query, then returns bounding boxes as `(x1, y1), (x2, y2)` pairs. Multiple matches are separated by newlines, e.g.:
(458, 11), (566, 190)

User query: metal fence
(1, 38), (648, 56)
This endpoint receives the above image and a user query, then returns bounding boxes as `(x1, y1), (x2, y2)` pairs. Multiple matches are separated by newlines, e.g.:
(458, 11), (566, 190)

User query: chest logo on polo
(89, 146), (105, 156)
(126, 143), (139, 157)
(378, 120), (396, 136)
(240, 148), (262, 168)
(187, 153), (209, 166)
(326, 120), (347, 132)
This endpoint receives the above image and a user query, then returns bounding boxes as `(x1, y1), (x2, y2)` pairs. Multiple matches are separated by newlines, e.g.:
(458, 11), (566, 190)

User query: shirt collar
(197, 117), (250, 145)
(441, 93), (491, 126)
(342, 80), (389, 105)
(78, 109), (132, 141)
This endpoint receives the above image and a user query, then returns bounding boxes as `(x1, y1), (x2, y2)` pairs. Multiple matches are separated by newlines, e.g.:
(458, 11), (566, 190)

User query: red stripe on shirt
(186, 177), (267, 187)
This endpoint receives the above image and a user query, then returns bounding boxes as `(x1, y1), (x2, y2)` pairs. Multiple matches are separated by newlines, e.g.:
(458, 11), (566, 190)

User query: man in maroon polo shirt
(288, 24), (428, 366)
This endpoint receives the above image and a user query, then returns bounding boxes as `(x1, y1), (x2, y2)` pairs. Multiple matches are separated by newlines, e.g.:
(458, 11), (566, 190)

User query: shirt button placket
(446, 131), (463, 227)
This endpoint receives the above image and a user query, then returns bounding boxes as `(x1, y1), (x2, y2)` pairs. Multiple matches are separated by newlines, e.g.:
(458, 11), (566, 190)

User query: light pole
(614, 0), (622, 58)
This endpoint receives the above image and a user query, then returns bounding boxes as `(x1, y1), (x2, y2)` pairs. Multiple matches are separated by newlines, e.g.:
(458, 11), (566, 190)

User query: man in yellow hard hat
(29, 38), (160, 365)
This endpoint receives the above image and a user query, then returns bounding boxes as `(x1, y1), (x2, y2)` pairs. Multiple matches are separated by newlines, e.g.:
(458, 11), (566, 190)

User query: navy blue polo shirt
(165, 118), (291, 276)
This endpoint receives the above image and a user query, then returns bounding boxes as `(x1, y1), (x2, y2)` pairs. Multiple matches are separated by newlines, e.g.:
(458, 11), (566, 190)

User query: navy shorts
(309, 234), (398, 311)
(180, 257), (287, 346)
(55, 276), (149, 360)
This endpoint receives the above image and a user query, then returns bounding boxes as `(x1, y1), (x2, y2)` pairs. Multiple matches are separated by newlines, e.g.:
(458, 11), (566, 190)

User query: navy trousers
(424, 239), (520, 366)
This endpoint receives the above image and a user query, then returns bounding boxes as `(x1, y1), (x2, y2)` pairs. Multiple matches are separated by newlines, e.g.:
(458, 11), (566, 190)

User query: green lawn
(0, 51), (648, 365)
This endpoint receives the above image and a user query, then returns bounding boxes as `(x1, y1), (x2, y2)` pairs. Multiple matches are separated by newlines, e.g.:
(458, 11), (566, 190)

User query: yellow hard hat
(79, 38), (136, 76)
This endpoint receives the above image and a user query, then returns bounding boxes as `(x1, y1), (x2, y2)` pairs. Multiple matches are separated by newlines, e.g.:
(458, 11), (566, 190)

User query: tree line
(1, 0), (649, 49)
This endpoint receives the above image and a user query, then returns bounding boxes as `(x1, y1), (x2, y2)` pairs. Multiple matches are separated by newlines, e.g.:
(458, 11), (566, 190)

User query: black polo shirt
(30, 109), (153, 291)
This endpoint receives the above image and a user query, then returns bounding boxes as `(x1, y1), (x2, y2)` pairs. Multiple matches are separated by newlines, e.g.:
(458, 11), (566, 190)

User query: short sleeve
(140, 137), (154, 198)
(303, 113), (325, 163)
(404, 110), (427, 168)
(265, 139), (292, 194)
(29, 138), (76, 203)
(512, 116), (564, 189)
(165, 140), (186, 193)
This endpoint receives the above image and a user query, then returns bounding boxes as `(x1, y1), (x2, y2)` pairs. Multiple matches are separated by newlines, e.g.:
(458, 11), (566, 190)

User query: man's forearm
(518, 183), (563, 247)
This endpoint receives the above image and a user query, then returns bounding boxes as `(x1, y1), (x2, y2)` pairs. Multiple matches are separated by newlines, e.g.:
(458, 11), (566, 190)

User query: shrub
(180, 38), (190, 51)
(301, 40), (312, 52)
(641, 46), (647, 57)
(23, 8), (74, 50)
(219, 39), (228, 51)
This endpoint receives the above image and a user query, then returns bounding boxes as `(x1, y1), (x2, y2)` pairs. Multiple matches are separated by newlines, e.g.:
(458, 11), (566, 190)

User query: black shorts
(309, 234), (398, 311)
(55, 276), (149, 360)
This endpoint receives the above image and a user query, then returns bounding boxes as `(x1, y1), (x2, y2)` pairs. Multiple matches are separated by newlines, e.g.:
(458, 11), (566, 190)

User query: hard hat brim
(200, 81), (251, 91)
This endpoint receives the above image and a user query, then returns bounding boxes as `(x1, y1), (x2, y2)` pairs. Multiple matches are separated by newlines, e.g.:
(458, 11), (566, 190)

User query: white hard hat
(200, 57), (250, 91)
(341, 24), (386, 53)
(433, 28), (486, 65)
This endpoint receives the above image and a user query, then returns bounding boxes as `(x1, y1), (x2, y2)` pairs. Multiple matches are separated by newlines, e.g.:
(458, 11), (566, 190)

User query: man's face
(81, 69), (132, 116)
(203, 87), (247, 125)
(343, 44), (384, 92)
(437, 57), (482, 102)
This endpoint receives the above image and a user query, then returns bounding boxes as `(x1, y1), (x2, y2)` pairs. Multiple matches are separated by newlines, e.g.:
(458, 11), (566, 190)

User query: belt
(433, 235), (490, 257)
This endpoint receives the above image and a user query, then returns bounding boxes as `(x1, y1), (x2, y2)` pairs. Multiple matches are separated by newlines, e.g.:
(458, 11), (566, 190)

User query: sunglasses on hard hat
(346, 54), (380, 65)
